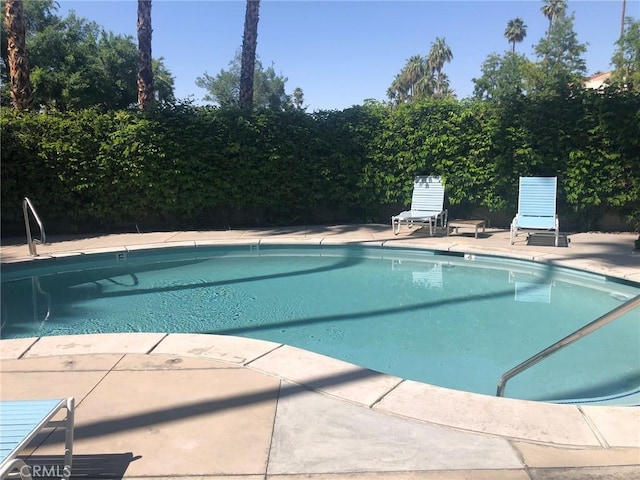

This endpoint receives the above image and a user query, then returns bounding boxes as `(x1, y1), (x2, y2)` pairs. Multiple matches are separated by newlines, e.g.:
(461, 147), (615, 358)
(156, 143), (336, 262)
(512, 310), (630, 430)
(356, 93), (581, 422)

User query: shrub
(2, 93), (639, 235)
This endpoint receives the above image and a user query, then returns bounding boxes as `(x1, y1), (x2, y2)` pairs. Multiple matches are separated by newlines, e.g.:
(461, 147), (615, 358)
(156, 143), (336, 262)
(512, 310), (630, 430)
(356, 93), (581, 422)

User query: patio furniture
(0, 398), (74, 480)
(391, 176), (447, 236)
(510, 177), (560, 247)
(447, 219), (486, 239)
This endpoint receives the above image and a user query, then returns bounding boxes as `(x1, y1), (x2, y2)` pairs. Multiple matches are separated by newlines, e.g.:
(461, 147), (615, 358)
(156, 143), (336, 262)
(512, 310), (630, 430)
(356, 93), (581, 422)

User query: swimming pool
(1, 244), (638, 404)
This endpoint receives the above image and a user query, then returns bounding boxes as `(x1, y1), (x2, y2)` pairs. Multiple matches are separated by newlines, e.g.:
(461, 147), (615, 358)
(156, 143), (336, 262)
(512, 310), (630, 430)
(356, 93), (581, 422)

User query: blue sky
(58, 0), (638, 111)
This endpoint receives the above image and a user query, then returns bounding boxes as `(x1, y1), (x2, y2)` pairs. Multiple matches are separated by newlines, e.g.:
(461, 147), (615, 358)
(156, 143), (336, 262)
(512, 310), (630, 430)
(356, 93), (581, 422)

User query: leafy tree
(153, 58), (175, 104)
(427, 37), (453, 97)
(529, 12), (587, 96)
(137, 0), (154, 111)
(4, 0), (32, 109)
(609, 16), (640, 92)
(196, 50), (297, 110)
(29, 15), (135, 110)
(1, 1), (174, 111)
(473, 52), (530, 101)
(504, 17), (527, 53)
(240, 0), (260, 110)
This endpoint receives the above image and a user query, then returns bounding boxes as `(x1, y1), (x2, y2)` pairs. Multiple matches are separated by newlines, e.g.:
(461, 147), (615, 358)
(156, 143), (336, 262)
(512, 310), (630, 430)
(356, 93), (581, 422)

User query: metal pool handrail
(496, 294), (640, 397)
(23, 197), (46, 256)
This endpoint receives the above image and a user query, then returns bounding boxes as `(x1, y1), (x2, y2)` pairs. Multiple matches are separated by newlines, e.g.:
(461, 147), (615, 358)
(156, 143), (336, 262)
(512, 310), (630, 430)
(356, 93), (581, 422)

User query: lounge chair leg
(64, 397), (74, 479)
(393, 218), (403, 235)
(0, 459), (33, 480)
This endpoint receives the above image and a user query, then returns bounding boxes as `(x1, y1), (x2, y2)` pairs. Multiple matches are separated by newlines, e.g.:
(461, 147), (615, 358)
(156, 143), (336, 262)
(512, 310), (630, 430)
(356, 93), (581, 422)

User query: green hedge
(2, 92), (639, 236)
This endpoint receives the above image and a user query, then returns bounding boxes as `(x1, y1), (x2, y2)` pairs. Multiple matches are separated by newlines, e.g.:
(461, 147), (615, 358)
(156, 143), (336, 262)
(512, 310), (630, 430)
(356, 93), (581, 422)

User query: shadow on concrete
(21, 453), (136, 480)
(526, 233), (570, 247)
(63, 369), (379, 442)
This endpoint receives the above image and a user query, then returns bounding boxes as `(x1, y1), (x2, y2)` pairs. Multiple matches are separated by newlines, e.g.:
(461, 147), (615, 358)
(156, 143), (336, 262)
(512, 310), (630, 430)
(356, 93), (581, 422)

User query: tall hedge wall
(2, 91), (639, 236)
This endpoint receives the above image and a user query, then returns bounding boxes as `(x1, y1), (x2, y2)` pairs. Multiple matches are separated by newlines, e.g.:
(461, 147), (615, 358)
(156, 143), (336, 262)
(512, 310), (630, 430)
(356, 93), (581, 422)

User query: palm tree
(427, 37), (453, 97)
(411, 62), (435, 99)
(4, 0), (32, 110)
(505, 17), (527, 52)
(387, 55), (434, 103)
(240, 0), (260, 110)
(387, 73), (409, 104)
(404, 55), (428, 97)
(137, 0), (154, 111)
(292, 87), (304, 110)
(436, 74), (454, 98)
(541, 0), (566, 31)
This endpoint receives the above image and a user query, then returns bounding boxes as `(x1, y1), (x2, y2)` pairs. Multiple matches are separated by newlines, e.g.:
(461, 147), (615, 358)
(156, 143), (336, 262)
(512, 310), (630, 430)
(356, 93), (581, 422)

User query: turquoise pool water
(1, 245), (638, 403)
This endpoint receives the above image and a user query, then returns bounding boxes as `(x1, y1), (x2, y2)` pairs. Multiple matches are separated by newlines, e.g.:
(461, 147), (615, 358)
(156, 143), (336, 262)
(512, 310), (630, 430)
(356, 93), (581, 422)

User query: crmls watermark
(19, 464), (71, 480)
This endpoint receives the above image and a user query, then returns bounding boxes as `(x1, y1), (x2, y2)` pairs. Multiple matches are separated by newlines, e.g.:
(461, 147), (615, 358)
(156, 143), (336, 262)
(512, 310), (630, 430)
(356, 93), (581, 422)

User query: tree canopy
(504, 17), (527, 53)
(473, 2), (588, 101)
(196, 50), (300, 111)
(0, 0), (175, 111)
(609, 16), (640, 92)
(387, 37), (454, 104)
(530, 12), (587, 95)
(473, 52), (530, 101)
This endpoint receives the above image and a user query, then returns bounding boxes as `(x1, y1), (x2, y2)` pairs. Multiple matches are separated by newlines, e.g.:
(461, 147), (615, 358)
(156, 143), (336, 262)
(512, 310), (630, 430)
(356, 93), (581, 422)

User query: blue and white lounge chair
(392, 176), (447, 235)
(0, 398), (74, 480)
(510, 177), (560, 247)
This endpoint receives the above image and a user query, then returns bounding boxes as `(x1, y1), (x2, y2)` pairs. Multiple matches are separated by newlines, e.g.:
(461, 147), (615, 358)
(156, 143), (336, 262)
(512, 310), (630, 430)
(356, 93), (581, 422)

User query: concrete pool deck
(1, 224), (639, 479)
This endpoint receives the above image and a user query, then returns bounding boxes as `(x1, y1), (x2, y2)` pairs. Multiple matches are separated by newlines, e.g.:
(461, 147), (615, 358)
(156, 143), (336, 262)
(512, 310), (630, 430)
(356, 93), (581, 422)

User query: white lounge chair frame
(412, 263), (444, 289)
(392, 176), (447, 235)
(510, 177), (560, 247)
(509, 271), (553, 304)
(0, 398), (74, 480)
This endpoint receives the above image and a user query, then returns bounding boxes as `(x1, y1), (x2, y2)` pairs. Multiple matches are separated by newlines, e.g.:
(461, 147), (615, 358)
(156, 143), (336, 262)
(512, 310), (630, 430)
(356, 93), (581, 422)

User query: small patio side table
(447, 219), (486, 239)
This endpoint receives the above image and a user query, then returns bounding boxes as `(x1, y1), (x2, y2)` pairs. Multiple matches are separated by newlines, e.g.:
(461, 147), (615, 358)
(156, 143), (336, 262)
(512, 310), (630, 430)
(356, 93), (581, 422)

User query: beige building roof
(583, 71), (612, 89)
